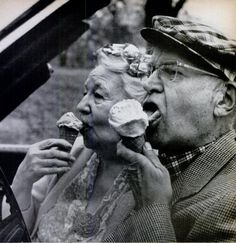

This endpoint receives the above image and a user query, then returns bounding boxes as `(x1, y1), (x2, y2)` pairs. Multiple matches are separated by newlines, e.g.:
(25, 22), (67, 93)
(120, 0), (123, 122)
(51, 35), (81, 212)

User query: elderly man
(106, 16), (236, 241)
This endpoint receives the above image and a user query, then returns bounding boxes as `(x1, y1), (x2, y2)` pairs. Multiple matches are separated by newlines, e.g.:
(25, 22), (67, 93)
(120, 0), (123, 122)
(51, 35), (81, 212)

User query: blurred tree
(56, 0), (146, 68)
(54, 0), (186, 68)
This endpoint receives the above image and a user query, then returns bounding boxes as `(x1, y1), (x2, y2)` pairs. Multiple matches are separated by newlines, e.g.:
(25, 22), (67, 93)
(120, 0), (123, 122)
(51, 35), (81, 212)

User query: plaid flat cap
(141, 16), (236, 82)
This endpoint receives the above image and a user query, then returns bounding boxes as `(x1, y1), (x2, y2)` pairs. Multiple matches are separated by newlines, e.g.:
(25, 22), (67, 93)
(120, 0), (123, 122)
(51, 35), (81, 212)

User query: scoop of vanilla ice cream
(56, 112), (82, 131)
(109, 99), (148, 138)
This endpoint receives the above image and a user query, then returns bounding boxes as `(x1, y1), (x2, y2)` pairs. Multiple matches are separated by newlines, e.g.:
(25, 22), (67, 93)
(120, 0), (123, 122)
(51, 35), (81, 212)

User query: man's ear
(214, 82), (236, 117)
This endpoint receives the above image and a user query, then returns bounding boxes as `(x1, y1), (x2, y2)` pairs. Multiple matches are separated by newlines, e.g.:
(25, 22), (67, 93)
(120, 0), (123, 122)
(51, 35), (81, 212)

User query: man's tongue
(148, 110), (161, 123)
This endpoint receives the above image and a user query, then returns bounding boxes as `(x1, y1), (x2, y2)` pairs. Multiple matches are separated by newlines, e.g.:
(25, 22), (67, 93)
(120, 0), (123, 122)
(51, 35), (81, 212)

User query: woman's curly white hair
(92, 43), (152, 103)
(95, 43), (152, 77)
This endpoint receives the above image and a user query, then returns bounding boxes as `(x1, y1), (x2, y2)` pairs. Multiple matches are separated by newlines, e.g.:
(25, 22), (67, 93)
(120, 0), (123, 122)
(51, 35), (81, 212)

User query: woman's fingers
(37, 138), (72, 150)
(40, 149), (75, 162)
(25, 158), (71, 179)
(37, 159), (71, 168)
(38, 167), (70, 175)
(18, 139), (75, 183)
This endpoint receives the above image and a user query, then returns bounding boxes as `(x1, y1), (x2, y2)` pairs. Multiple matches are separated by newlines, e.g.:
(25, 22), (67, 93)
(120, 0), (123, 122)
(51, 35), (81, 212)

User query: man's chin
(146, 130), (160, 149)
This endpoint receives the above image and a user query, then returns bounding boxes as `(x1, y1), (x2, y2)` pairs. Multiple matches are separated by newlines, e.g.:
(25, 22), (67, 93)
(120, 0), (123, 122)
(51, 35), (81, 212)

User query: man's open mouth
(143, 102), (161, 126)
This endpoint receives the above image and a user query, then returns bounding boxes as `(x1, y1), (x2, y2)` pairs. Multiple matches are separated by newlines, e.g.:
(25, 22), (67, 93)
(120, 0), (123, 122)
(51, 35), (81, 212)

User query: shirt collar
(159, 143), (213, 179)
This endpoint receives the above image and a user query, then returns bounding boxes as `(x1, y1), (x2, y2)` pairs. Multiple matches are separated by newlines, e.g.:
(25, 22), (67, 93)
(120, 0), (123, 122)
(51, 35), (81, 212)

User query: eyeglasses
(151, 60), (220, 82)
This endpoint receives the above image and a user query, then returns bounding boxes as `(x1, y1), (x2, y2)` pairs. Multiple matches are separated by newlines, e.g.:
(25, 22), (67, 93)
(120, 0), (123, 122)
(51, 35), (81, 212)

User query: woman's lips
(80, 123), (91, 135)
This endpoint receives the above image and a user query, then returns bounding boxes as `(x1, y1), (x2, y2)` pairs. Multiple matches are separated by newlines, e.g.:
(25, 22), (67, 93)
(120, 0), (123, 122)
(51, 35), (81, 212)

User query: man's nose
(76, 95), (90, 115)
(143, 73), (164, 94)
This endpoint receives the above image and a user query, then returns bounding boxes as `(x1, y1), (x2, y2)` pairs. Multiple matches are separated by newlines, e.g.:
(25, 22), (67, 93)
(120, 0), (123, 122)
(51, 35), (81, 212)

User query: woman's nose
(76, 95), (90, 115)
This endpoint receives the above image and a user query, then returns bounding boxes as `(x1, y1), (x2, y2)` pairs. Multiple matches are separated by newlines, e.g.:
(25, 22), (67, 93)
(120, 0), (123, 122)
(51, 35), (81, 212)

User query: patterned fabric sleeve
(186, 191), (236, 241)
(105, 203), (176, 242)
(105, 192), (236, 242)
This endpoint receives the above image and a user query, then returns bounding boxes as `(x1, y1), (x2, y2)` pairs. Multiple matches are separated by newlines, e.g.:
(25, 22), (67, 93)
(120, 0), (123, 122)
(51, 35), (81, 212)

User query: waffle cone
(122, 135), (145, 153)
(59, 126), (79, 145)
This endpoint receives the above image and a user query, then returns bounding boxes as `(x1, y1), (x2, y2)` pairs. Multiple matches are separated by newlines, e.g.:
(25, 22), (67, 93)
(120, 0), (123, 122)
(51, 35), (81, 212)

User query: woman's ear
(214, 82), (236, 117)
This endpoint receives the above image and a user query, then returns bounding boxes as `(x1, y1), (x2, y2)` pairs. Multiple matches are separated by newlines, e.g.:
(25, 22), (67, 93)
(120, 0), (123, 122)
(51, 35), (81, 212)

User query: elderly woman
(9, 43), (151, 241)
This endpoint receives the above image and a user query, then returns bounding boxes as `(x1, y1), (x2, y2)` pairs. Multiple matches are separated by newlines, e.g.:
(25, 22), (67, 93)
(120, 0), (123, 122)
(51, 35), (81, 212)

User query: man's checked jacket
(105, 130), (236, 241)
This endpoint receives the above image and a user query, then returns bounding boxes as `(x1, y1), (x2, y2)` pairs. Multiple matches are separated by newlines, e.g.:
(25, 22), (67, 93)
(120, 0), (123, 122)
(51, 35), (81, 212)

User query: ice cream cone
(59, 126), (79, 145)
(108, 99), (148, 153)
(122, 134), (145, 153)
(56, 112), (82, 146)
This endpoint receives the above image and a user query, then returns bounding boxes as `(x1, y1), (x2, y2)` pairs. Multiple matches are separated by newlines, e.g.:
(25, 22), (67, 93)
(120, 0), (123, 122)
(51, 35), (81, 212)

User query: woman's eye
(94, 92), (104, 99)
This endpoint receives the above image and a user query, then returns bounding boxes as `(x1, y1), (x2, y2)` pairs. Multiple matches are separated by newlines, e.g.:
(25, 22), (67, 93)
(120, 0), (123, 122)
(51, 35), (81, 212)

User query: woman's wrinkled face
(77, 66), (128, 150)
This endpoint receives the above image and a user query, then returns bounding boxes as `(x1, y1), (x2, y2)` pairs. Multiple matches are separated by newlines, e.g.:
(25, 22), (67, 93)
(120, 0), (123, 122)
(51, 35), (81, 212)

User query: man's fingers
(117, 141), (149, 169)
(37, 139), (72, 150)
(143, 142), (163, 169)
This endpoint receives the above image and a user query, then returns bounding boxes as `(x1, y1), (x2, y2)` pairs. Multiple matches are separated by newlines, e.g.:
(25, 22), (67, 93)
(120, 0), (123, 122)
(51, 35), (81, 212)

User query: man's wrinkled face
(143, 47), (221, 153)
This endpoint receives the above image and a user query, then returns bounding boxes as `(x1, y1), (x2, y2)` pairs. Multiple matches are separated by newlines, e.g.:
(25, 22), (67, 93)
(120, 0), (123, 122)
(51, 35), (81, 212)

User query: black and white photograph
(0, 0), (236, 242)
